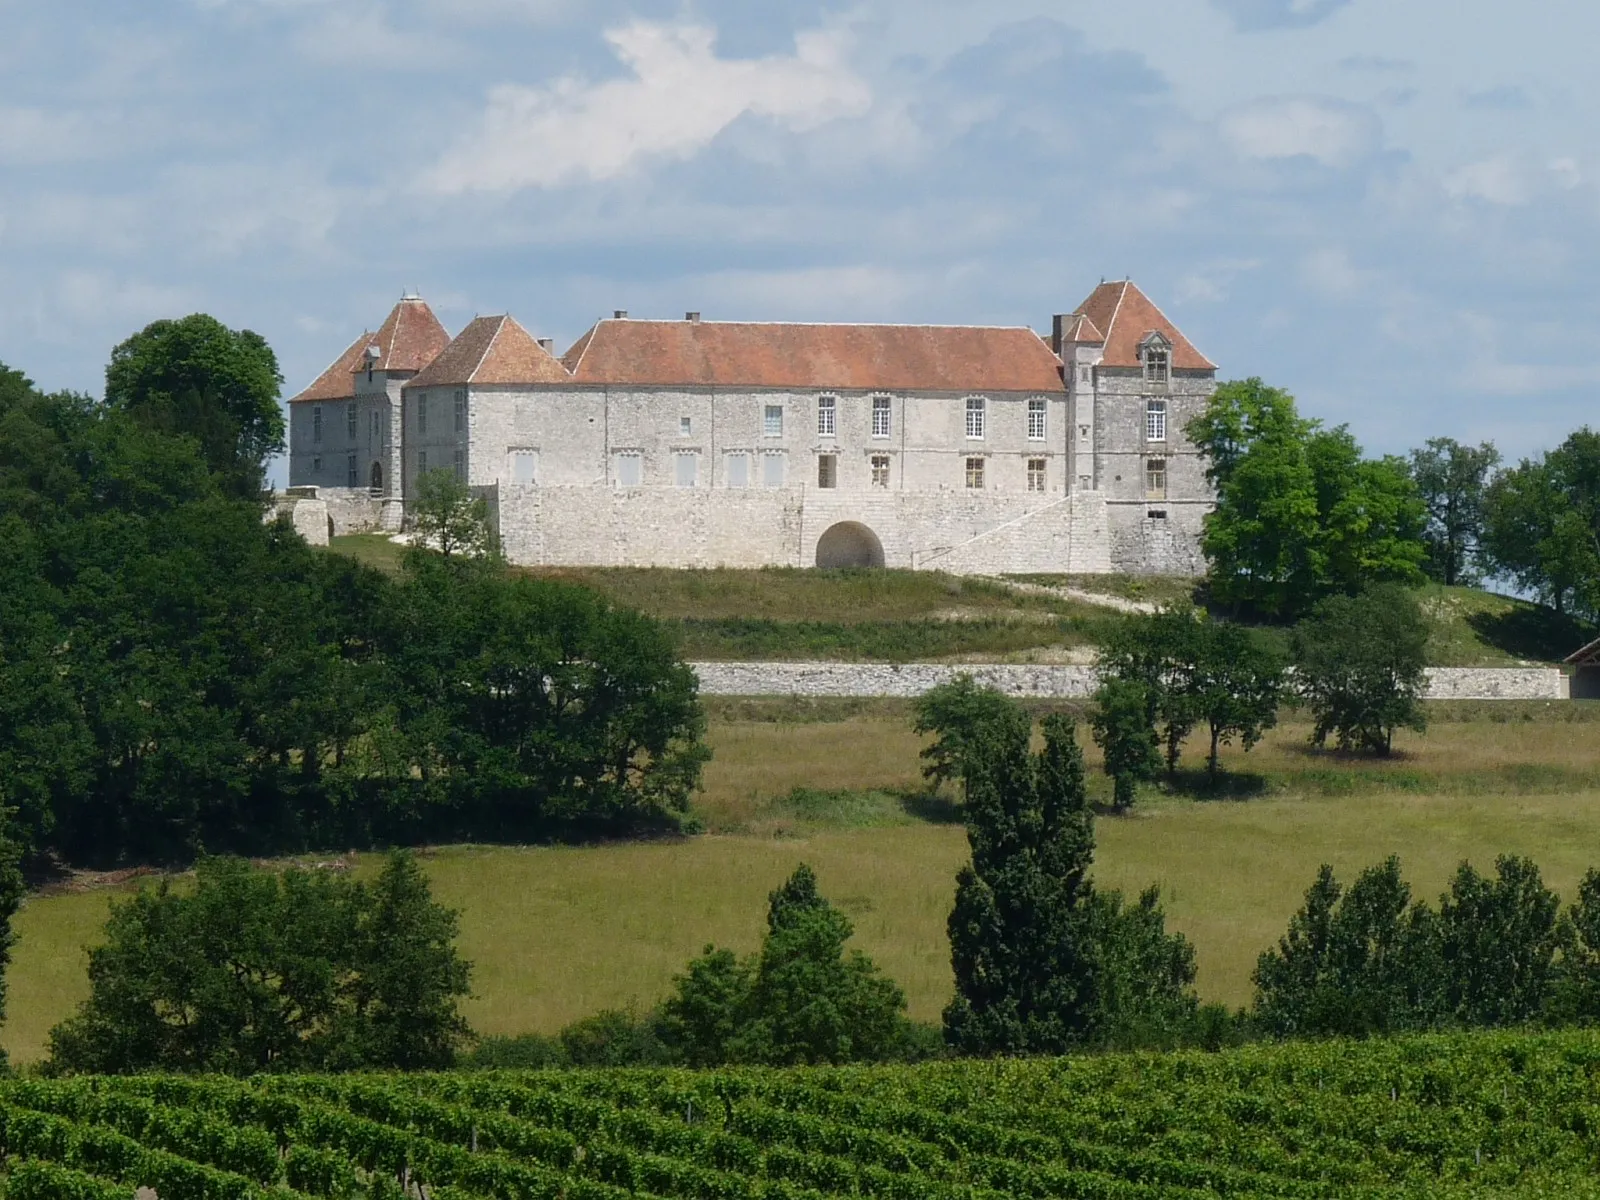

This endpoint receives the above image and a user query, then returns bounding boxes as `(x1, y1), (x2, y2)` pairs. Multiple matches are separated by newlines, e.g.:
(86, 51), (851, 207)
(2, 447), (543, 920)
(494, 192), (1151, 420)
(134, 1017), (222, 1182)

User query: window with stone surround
(1027, 398), (1046, 441)
(1143, 342), (1170, 387)
(965, 397), (986, 439)
(1146, 458), (1167, 499)
(509, 449), (538, 485)
(1027, 458), (1047, 492)
(872, 396), (891, 438)
(347, 453), (358, 486)
(762, 451), (785, 487)
(764, 405), (784, 437)
(418, 395), (428, 435)
(726, 452), (749, 488)
(417, 450), (427, 474)
(370, 410), (379, 439)
(614, 452), (642, 487)
(817, 454), (837, 488)
(346, 401), (358, 440)
(1146, 398), (1167, 443)
(675, 451), (698, 487)
(312, 405), (323, 443)
(453, 449), (465, 482)
(680, 416), (693, 436)
(965, 457), (985, 489)
(817, 395), (836, 437)
(871, 454), (890, 488)
(455, 390), (467, 433)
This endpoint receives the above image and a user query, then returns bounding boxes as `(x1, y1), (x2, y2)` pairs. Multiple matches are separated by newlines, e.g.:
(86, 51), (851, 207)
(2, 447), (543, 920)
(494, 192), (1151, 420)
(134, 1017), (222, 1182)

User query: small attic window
(1141, 335), (1170, 387)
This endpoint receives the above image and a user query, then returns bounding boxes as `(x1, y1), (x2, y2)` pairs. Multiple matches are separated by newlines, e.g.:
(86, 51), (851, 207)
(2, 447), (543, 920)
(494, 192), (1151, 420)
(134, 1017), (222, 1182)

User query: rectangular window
(347, 401), (358, 440)
(418, 395), (428, 435)
(615, 453), (642, 487)
(370, 410), (379, 438)
(1027, 398), (1046, 441)
(870, 454), (890, 488)
(454, 389), (466, 433)
(509, 449), (538, 485)
(726, 452), (749, 488)
(1146, 399), (1167, 443)
(965, 397), (986, 439)
(675, 452), (698, 488)
(1145, 347), (1170, 386)
(417, 450), (427, 474)
(312, 405), (323, 443)
(764, 405), (784, 437)
(817, 454), (837, 489)
(817, 395), (836, 436)
(453, 449), (465, 482)
(1146, 458), (1168, 499)
(680, 416), (693, 436)
(1027, 457), (1047, 492)
(965, 457), (985, 489)
(872, 396), (891, 438)
(311, 455), (322, 473)
(762, 452), (785, 487)
(347, 453), (358, 486)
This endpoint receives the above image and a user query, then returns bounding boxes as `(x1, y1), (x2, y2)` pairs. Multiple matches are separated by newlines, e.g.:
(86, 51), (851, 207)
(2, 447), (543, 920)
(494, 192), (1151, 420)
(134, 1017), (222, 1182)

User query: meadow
(8, 699), (1600, 1066)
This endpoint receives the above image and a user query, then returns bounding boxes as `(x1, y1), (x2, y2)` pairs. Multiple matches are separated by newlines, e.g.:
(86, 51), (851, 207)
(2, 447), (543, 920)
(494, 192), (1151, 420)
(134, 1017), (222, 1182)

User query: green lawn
(11, 702), (1600, 1065)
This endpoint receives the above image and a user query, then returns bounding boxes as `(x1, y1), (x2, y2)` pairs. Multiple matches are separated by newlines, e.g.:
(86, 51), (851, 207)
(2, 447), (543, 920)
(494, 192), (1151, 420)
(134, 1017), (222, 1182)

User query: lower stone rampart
(692, 662), (1571, 702)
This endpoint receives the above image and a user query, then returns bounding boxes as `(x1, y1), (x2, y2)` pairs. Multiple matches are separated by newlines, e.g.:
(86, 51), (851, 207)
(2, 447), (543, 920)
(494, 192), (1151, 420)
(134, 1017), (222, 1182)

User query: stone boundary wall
(692, 662), (1570, 702)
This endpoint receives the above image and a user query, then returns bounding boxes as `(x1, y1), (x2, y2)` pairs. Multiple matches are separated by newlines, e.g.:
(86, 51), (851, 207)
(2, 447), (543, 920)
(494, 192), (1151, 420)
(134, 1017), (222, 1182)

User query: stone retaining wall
(692, 662), (1570, 702)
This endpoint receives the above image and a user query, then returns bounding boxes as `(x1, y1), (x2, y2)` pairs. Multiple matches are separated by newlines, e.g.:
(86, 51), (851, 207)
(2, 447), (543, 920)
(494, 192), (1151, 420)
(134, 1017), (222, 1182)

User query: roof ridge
(467, 314), (505, 384)
(595, 318), (1045, 332)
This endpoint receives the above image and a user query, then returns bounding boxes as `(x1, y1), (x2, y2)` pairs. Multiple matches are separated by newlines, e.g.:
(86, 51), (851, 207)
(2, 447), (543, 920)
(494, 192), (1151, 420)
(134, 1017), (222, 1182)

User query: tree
(911, 675), (1030, 791)
(104, 315), (284, 499)
(1096, 607), (1203, 775)
(1291, 584), (1429, 755)
(1253, 858), (1438, 1038)
(48, 852), (471, 1073)
(656, 864), (912, 1066)
(1187, 379), (1426, 617)
(0, 832), (25, 1069)
(1482, 430), (1600, 618)
(410, 467), (496, 560)
(1090, 677), (1160, 809)
(1550, 869), (1600, 1024)
(1437, 855), (1561, 1028)
(1409, 438), (1500, 586)
(1190, 621), (1284, 780)
(1086, 885), (1199, 1048)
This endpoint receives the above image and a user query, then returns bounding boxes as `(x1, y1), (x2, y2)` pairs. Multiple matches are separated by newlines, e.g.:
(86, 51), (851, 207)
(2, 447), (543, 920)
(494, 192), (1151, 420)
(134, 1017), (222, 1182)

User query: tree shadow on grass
(1157, 769), (1271, 802)
(899, 790), (964, 825)
(1466, 605), (1595, 663)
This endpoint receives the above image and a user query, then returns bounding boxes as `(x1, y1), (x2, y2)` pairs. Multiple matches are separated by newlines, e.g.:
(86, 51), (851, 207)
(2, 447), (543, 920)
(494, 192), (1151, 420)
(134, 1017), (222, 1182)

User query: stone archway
(370, 461), (384, 492)
(816, 521), (886, 568)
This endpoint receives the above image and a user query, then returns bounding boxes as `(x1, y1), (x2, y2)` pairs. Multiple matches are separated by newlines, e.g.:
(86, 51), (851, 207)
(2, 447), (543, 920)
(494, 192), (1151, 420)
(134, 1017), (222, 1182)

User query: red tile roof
(355, 296), (451, 375)
(408, 315), (572, 388)
(1059, 313), (1105, 345)
(289, 331), (370, 403)
(560, 320), (1065, 392)
(1071, 281), (1215, 370)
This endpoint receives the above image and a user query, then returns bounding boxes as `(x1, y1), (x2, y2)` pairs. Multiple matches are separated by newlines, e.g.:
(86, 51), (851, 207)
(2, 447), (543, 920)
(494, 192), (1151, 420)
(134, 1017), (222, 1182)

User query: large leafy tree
(1291, 583), (1429, 755)
(104, 315), (285, 499)
(1409, 437), (1500, 586)
(48, 852), (470, 1074)
(1482, 429), (1600, 618)
(1187, 379), (1426, 617)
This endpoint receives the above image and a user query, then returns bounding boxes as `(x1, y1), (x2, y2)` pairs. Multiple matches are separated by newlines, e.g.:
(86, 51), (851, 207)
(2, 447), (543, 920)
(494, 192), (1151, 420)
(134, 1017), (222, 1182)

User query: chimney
(537, 337), (554, 352)
(685, 311), (701, 323)
(613, 309), (628, 319)
(1051, 314), (1071, 354)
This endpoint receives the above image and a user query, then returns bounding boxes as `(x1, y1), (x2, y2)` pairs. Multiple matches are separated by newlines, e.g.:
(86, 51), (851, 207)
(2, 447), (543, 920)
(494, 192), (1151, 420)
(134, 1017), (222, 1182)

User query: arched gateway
(815, 521), (886, 569)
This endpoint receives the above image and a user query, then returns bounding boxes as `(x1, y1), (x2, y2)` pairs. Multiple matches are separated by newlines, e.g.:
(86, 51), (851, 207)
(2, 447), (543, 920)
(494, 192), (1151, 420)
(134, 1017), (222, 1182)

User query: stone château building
(286, 281), (1216, 574)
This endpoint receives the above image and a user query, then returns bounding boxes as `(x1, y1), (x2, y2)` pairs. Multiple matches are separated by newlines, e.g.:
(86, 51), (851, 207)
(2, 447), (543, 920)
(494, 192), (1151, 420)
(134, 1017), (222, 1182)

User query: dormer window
(1140, 333), (1171, 387)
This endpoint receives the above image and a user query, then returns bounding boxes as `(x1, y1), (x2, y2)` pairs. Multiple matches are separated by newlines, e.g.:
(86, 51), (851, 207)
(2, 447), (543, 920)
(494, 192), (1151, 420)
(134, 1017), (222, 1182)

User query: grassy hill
(5, 1031), (1600, 1197)
(328, 536), (1592, 666)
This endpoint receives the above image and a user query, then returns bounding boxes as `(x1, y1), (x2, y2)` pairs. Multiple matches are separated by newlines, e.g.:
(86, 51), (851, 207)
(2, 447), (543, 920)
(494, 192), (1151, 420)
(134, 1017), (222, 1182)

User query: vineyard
(3, 1032), (1600, 1198)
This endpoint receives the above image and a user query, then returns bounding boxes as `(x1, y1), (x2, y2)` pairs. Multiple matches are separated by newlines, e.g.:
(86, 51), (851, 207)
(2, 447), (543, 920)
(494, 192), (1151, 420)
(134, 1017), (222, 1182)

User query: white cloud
(1444, 156), (1532, 206)
(1300, 246), (1376, 298)
(1219, 96), (1380, 167)
(426, 20), (872, 192)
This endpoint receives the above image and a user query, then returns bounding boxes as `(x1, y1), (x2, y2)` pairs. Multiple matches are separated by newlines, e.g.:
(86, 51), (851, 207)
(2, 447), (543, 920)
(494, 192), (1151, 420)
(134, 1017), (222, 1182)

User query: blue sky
(4, 0), (1596, 484)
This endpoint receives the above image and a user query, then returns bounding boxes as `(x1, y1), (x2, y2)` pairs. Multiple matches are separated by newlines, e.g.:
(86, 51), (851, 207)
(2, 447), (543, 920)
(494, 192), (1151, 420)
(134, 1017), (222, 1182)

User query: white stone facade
(288, 283), (1217, 575)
